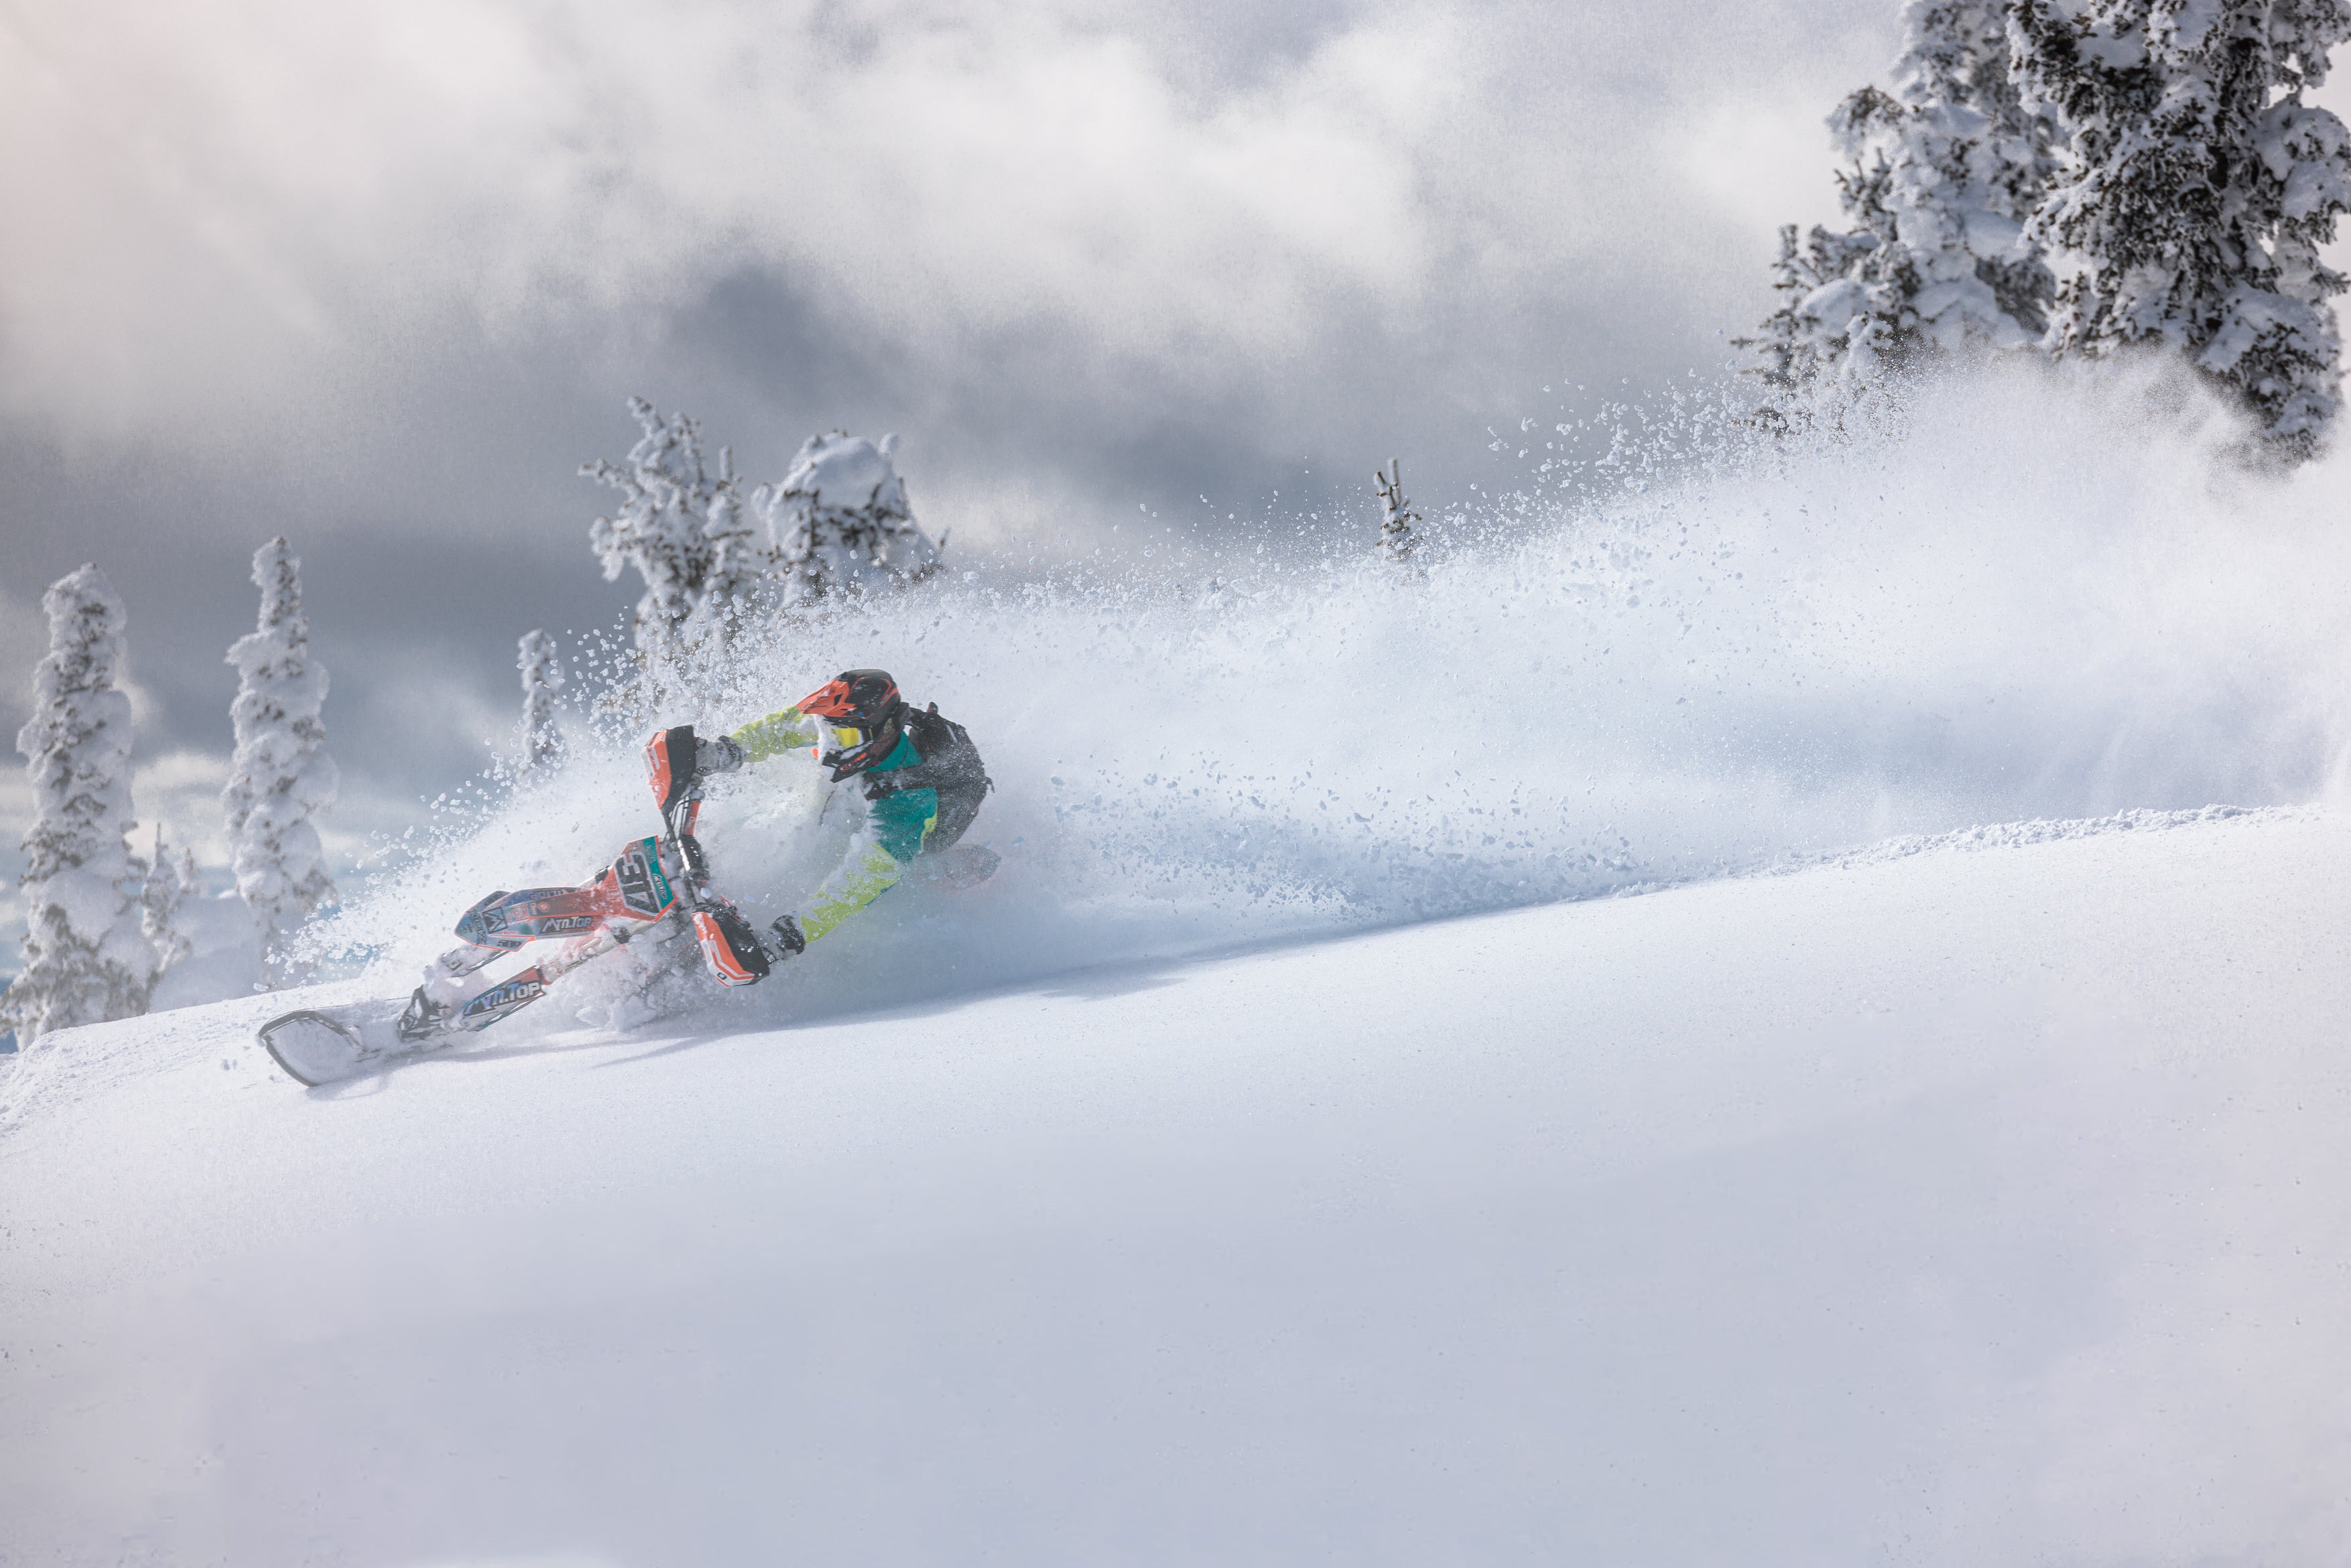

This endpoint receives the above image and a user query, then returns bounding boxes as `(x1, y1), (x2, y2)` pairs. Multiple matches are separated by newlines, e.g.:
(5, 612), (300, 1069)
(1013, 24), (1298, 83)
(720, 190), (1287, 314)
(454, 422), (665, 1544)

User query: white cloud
(1676, 94), (1850, 243)
(0, 580), (46, 726)
(129, 749), (231, 867)
(0, 1), (1468, 440)
(0, 0), (1893, 448)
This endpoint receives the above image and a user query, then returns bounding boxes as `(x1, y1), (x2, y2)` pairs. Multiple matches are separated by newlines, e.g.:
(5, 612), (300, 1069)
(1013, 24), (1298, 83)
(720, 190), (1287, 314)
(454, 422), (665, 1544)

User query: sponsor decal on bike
(456, 907), (527, 950)
(460, 976), (545, 1021)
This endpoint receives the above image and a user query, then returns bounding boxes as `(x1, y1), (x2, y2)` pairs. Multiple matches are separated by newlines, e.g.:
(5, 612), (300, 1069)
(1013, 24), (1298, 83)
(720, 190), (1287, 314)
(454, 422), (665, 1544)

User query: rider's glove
(695, 734), (746, 777)
(767, 913), (806, 959)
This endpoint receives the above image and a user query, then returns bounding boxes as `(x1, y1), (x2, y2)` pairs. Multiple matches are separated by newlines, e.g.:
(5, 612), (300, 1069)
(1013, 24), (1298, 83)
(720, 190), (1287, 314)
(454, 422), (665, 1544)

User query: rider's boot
(398, 983), (450, 1041)
(399, 946), (495, 1039)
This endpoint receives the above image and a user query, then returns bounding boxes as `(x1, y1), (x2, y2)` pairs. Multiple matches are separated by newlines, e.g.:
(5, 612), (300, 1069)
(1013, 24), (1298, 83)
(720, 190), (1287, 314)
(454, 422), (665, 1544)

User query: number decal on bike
(613, 836), (675, 917)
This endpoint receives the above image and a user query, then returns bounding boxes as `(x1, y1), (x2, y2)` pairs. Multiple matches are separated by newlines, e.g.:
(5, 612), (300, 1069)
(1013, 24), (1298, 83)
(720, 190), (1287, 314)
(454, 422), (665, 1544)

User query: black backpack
(863, 702), (993, 852)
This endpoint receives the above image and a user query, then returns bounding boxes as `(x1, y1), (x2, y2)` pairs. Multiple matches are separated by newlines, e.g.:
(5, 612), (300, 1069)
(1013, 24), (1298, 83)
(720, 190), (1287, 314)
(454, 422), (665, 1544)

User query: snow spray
(314, 361), (2351, 1027)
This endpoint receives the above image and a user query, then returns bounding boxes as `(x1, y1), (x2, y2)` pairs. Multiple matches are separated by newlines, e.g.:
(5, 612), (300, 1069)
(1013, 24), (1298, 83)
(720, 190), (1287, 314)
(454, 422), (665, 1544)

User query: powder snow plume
(312, 363), (2351, 1029)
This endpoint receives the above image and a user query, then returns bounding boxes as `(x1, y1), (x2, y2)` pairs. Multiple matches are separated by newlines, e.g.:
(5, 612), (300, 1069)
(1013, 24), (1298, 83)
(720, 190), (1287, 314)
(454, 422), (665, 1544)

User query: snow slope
(5, 803), (2350, 1566)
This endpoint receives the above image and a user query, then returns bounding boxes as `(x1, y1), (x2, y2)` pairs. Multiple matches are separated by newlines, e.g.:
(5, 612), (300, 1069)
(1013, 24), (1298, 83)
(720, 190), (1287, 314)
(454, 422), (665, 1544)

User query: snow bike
(256, 735), (999, 1087)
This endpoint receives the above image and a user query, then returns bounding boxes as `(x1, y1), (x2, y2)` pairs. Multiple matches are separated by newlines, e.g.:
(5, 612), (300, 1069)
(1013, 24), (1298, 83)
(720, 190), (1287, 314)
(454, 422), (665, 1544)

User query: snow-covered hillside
(9, 372), (2351, 1564)
(5, 803), (2349, 1566)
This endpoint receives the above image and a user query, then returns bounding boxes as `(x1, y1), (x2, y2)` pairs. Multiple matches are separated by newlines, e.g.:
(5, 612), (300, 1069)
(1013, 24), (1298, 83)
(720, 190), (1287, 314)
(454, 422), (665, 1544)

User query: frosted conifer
(2013, 0), (2351, 460)
(1745, 1), (2056, 410)
(692, 449), (765, 645)
(584, 399), (752, 667)
(1889, 1), (2060, 334)
(1373, 458), (1423, 572)
(1737, 224), (1883, 425)
(221, 537), (338, 987)
(1832, 5), (2057, 367)
(1, 566), (159, 1043)
(753, 432), (942, 608)
(139, 825), (192, 979)
(517, 629), (565, 775)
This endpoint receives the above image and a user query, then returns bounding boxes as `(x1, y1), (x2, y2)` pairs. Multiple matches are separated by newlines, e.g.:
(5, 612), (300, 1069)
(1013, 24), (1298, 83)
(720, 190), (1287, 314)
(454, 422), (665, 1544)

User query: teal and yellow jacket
(728, 707), (938, 943)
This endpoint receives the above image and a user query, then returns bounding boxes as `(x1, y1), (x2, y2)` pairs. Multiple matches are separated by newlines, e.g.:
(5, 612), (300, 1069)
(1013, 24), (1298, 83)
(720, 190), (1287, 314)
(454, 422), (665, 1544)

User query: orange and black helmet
(795, 668), (907, 780)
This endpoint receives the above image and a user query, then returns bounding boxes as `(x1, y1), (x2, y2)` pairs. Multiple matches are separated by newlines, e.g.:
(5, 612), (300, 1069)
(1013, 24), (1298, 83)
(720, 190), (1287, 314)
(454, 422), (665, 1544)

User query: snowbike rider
(652, 668), (993, 986)
(391, 668), (990, 1043)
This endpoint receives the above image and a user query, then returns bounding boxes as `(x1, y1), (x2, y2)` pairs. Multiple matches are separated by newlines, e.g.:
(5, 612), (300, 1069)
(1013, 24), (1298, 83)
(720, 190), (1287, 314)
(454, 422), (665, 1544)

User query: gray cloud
(0, 0), (1899, 871)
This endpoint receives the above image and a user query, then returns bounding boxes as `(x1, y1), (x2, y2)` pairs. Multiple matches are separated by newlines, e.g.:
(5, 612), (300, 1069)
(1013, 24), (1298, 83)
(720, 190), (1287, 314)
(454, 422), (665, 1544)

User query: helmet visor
(797, 678), (860, 720)
(797, 669), (900, 725)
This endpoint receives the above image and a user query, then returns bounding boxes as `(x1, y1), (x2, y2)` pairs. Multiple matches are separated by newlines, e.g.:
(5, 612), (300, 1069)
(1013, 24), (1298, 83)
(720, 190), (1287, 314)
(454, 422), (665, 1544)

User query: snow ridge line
(1765, 803), (2281, 878)
(1570, 803), (2281, 904)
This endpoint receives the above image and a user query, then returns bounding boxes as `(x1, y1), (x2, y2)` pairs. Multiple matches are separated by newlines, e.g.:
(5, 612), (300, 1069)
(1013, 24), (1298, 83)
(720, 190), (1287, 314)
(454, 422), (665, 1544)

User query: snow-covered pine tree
(692, 448), (765, 646)
(0, 566), (160, 1043)
(2013, 0), (2351, 461)
(752, 432), (943, 608)
(1373, 458), (1423, 572)
(1736, 223), (1883, 425)
(517, 629), (565, 775)
(584, 399), (753, 675)
(1887, 0), (2060, 339)
(221, 537), (338, 988)
(1744, 1), (2056, 411)
(173, 838), (200, 924)
(140, 824), (192, 979)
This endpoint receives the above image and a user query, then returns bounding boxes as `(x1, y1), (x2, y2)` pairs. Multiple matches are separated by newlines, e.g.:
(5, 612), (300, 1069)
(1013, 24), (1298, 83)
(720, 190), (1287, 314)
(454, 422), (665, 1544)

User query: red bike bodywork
(420, 834), (688, 1033)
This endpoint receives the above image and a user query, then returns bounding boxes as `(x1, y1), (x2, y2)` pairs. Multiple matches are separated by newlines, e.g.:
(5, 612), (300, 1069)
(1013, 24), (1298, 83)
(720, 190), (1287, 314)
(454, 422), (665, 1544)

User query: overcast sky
(0, 0), (1907, 871)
